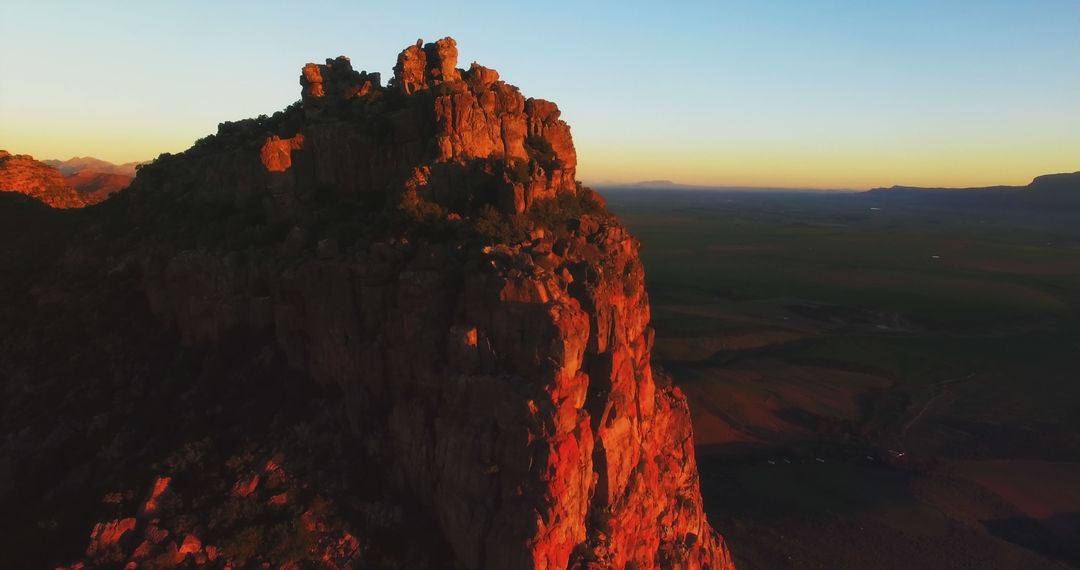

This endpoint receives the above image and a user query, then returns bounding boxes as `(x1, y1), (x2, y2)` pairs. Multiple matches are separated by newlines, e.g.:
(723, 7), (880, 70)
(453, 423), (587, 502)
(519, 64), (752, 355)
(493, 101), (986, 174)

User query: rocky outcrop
(0, 150), (87, 208)
(58, 453), (364, 570)
(260, 134), (306, 172)
(124, 37), (733, 570)
(5, 38), (733, 569)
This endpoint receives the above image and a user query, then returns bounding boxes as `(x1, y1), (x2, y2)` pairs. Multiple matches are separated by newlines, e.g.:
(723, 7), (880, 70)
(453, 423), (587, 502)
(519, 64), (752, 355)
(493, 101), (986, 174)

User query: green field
(605, 189), (1080, 569)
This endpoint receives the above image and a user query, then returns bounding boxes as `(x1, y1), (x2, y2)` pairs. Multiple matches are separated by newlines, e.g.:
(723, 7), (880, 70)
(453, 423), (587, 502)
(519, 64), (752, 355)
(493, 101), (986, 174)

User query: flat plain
(605, 188), (1080, 569)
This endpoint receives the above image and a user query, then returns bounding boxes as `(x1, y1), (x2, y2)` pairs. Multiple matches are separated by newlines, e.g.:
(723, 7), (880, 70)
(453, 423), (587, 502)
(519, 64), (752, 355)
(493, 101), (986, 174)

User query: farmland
(605, 188), (1080, 569)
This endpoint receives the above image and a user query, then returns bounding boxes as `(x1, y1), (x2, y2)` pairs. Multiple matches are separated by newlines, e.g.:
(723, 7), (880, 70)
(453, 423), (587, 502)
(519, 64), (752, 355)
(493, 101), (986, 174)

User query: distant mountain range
(599, 171), (1080, 210)
(606, 179), (693, 189)
(0, 152), (134, 206)
(865, 171), (1080, 209)
(598, 180), (846, 193)
(43, 156), (142, 177)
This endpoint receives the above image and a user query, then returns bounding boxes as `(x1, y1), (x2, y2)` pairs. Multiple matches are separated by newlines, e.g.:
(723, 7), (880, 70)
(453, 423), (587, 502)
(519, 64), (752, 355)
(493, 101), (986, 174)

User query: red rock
(131, 539), (154, 560)
(63, 170), (131, 203)
(323, 531), (361, 564)
(145, 523), (170, 544)
(263, 458), (281, 473)
(260, 134), (305, 172)
(392, 39), (427, 94)
(390, 37), (463, 93)
(86, 517), (136, 556)
(300, 55), (381, 116)
(177, 533), (202, 559)
(425, 37), (461, 84)
(139, 475), (171, 516)
(232, 473), (260, 497)
(69, 37), (734, 570)
(301, 63), (325, 99)
(0, 150), (86, 208)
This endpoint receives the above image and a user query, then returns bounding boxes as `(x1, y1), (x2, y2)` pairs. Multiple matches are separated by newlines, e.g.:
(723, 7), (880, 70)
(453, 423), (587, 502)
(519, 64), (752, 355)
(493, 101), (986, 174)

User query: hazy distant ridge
(866, 171), (1080, 208)
(597, 180), (853, 193)
(43, 156), (141, 177)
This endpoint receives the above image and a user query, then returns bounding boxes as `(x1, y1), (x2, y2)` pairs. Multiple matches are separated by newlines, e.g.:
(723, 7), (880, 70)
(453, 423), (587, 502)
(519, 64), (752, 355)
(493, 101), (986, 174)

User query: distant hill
(0, 150), (86, 208)
(600, 180), (845, 193)
(610, 179), (692, 189)
(0, 150), (133, 207)
(64, 170), (132, 204)
(865, 171), (1080, 209)
(44, 155), (136, 203)
(43, 156), (141, 177)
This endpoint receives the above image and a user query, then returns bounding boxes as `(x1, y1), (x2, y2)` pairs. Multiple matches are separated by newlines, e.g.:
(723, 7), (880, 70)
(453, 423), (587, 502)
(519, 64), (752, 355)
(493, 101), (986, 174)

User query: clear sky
(1, 1), (1078, 189)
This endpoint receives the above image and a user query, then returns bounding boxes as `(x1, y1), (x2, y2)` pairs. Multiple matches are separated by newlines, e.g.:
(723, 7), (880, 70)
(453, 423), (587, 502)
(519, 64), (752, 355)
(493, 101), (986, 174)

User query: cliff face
(3, 38), (732, 569)
(0, 150), (87, 208)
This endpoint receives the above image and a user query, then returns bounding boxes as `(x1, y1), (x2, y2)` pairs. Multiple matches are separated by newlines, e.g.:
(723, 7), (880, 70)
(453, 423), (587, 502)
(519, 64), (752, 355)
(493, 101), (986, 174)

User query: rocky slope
(44, 156), (137, 203)
(0, 150), (87, 208)
(64, 169), (133, 204)
(1, 38), (733, 569)
(0, 151), (130, 207)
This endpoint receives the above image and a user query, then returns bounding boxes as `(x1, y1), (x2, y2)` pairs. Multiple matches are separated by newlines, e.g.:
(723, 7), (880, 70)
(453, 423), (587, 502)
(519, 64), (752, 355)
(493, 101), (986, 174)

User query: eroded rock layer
(10, 38), (733, 569)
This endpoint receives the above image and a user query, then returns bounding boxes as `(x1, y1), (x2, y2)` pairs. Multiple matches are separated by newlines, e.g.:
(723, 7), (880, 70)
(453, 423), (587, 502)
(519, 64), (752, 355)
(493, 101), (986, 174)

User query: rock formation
(0, 150), (87, 208)
(1, 38), (733, 569)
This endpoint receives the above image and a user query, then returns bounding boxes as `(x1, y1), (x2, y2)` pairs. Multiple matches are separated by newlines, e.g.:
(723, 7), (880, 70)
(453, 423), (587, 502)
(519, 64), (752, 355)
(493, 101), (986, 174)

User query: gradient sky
(1, 1), (1078, 189)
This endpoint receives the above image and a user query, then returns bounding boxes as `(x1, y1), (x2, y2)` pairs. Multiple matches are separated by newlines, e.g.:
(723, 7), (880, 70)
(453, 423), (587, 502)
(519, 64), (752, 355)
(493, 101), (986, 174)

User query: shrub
(529, 189), (607, 227)
(155, 438), (212, 473)
(474, 204), (529, 244)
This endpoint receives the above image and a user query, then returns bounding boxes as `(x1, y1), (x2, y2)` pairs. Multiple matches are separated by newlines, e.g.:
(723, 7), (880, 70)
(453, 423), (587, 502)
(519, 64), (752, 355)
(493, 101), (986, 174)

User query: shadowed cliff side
(0, 38), (733, 570)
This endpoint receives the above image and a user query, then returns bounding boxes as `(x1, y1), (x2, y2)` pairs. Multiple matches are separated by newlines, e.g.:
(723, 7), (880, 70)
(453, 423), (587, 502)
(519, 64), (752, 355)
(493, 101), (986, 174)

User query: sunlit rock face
(0, 150), (87, 208)
(48, 38), (734, 569)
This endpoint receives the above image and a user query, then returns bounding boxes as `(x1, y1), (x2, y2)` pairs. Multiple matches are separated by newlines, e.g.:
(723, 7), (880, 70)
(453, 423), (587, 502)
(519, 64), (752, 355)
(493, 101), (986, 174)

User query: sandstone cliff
(1, 38), (733, 570)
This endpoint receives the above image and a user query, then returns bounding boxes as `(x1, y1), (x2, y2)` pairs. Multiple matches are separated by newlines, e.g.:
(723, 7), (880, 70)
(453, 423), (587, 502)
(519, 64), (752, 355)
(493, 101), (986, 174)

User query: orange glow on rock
(259, 134), (304, 172)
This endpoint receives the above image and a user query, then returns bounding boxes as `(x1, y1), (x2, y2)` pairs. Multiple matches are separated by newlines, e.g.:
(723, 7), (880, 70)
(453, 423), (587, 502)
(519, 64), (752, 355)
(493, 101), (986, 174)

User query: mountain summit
(2, 38), (732, 569)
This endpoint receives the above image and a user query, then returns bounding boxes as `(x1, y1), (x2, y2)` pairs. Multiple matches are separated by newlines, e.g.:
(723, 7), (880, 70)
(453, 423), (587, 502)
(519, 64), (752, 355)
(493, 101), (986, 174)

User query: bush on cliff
(473, 188), (609, 245)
